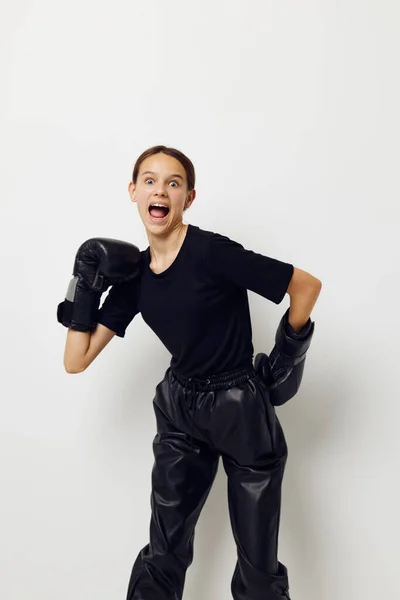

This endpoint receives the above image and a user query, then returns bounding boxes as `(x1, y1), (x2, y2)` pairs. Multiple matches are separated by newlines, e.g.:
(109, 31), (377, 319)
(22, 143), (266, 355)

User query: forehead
(139, 154), (185, 177)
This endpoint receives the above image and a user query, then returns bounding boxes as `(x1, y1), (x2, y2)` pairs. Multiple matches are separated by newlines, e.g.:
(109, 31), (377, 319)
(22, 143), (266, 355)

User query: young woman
(65, 145), (321, 600)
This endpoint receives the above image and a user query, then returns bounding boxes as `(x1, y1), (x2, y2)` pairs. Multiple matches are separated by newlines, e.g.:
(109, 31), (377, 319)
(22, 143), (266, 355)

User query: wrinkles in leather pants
(126, 365), (291, 600)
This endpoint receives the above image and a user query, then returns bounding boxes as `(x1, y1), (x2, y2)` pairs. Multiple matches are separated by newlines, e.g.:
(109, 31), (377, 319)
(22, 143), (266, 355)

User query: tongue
(150, 207), (167, 218)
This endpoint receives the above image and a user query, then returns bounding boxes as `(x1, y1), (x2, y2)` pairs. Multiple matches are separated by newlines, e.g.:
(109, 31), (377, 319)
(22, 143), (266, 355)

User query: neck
(147, 222), (188, 264)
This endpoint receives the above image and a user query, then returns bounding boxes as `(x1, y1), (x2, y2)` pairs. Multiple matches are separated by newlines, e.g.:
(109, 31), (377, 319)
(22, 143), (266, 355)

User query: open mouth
(148, 204), (170, 221)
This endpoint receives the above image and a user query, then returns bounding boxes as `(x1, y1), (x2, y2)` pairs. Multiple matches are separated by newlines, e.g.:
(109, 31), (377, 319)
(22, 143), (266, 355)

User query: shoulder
(189, 224), (215, 240)
(190, 224), (236, 248)
(188, 224), (233, 259)
(187, 224), (215, 255)
(188, 225), (245, 277)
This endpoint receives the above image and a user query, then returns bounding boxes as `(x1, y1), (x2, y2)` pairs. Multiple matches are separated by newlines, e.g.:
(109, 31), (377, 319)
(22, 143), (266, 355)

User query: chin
(142, 218), (170, 233)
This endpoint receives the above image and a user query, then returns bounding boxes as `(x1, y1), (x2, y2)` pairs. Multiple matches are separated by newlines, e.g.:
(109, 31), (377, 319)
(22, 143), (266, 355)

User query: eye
(144, 178), (178, 186)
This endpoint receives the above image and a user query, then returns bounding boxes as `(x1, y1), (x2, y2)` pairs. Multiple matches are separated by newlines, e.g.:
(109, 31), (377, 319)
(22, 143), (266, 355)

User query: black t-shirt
(97, 224), (294, 379)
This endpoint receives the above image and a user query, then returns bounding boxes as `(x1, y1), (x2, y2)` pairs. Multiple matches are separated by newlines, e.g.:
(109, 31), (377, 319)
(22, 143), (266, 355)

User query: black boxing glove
(254, 308), (315, 406)
(57, 237), (142, 332)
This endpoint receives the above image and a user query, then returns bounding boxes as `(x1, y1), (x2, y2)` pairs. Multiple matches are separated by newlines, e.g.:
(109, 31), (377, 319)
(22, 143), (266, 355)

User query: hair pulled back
(131, 145), (195, 192)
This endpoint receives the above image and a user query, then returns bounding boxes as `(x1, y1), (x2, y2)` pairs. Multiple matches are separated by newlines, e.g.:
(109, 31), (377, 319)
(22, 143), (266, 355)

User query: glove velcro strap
(273, 308), (315, 360)
(57, 298), (100, 332)
(254, 310), (316, 406)
(57, 276), (102, 332)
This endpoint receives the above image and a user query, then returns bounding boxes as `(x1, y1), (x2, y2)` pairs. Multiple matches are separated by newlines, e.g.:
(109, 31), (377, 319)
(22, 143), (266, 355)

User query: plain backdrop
(1, 1), (399, 599)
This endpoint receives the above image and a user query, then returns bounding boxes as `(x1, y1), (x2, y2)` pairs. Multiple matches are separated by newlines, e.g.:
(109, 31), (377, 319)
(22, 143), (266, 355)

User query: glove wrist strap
(57, 276), (102, 332)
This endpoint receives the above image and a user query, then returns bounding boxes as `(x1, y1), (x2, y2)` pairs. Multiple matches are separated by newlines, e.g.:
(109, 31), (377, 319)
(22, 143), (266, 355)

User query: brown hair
(131, 145), (196, 192)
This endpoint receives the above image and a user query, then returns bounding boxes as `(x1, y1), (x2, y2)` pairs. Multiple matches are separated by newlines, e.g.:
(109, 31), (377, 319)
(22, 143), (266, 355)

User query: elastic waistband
(170, 364), (256, 392)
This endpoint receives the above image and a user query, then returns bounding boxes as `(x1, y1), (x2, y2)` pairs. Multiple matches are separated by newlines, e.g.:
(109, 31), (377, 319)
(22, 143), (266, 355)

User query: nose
(154, 183), (167, 196)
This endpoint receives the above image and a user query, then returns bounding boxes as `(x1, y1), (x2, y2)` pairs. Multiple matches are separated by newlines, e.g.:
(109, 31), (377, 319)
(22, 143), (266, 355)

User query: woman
(72, 145), (321, 599)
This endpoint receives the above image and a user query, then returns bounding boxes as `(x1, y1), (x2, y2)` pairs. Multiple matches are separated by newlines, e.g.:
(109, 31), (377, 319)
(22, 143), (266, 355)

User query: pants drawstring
(174, 365), (255, 449)
(183, 376), (210, 448)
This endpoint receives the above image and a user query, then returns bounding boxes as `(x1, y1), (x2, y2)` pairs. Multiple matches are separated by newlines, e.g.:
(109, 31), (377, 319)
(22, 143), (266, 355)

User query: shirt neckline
(146, 224), (194, 278)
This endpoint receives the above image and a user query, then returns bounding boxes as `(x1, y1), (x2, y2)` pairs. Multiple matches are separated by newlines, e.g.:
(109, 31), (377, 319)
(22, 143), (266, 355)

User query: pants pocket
(250, 377), (276, 453)
(257, 378), (289, 459)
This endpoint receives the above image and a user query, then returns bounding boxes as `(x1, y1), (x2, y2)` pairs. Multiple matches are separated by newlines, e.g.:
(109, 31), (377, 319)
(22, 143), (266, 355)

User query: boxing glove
(254, 307), (315, 406)
(57, 237), (142, 332)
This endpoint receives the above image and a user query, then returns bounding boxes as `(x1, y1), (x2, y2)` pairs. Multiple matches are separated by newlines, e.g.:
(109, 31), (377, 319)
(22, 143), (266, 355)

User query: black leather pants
(126, 365), (290, 600)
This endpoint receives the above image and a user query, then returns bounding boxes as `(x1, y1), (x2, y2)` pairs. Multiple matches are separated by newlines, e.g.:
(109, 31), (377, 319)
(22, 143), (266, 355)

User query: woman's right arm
(64, 324), (116, 373)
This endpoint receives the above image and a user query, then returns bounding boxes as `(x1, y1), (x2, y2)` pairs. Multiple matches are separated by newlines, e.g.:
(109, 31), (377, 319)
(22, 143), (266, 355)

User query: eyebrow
(141, 170), (184, 180)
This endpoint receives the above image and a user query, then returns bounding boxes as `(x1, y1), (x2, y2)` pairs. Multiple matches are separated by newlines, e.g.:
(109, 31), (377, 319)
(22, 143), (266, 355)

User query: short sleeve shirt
(97, 224), (294, 379)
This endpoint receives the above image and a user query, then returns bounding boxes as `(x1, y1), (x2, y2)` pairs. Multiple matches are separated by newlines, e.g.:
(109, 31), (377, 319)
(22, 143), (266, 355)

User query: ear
(128, 182), (136, 202)
(185, 189), (196, 209)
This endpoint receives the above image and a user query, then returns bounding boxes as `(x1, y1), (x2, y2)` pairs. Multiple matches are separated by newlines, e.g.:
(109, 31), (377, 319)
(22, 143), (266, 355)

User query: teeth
(151, 203), (168, 208)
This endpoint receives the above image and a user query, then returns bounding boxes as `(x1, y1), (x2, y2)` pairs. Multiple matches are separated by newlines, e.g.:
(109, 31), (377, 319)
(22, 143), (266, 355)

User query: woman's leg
(222, 452), (290, 600)
(215, 376), (291, 600)
(126, 400), (219, 600)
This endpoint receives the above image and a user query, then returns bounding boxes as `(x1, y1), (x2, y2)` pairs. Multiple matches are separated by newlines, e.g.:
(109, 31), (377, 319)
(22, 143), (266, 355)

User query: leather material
(72, 237), (142, 290)
(57, 237), (142, 332)
(254, 307), (315, 406)
(126, 366), (291, 600)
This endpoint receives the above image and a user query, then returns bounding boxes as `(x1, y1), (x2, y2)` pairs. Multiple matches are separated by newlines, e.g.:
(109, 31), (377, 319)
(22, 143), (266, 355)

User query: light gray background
(1, 1), (399, 599)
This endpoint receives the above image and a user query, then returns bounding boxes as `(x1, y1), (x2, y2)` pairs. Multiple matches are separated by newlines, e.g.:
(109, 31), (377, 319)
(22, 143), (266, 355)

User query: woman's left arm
(286, 268), (322, 334)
